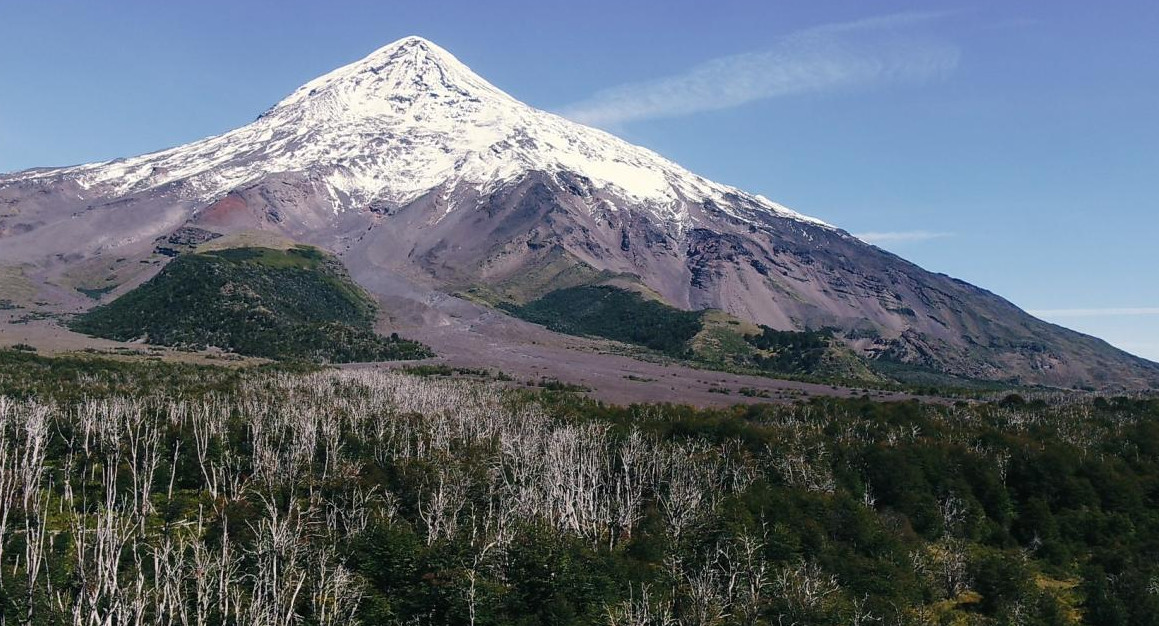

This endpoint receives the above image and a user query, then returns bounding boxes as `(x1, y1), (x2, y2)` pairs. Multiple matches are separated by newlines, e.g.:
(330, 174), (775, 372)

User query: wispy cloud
(1028, 307), (1159, 318)
(561, 11), (960, 127)
(854, 230), (952, 244)
(984, 17), (1042, 30)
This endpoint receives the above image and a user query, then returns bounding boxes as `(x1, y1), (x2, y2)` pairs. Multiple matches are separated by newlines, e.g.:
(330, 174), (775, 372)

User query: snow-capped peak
(262, 36), (521, 127)
(8, 36), (828, 229)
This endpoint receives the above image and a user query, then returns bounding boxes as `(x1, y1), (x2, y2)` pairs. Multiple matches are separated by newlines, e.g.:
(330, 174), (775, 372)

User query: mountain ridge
(2, 36), (1156, 390)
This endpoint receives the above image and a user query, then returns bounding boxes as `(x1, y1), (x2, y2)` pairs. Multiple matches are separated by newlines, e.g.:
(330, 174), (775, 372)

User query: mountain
(1, 36), (1155, 388)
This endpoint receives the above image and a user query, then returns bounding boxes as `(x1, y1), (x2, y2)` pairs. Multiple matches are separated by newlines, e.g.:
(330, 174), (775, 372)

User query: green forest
(506, 285), (704, 357)
(70, 246), (431, 363)
(508, 286), (867, 380)
(1, 349), (1157, 624)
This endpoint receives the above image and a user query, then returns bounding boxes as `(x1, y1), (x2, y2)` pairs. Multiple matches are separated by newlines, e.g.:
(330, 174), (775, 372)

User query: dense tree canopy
(71, 246), (430, 362)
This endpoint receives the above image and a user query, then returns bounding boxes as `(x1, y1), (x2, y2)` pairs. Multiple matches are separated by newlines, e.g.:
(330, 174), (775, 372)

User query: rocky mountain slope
(1, 36), (1155, 388)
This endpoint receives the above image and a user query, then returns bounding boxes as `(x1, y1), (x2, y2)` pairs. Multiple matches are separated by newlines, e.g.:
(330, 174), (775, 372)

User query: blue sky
(2, 1), (1157, 362)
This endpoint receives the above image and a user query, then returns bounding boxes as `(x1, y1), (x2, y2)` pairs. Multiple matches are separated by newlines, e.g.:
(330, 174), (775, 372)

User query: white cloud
(984, 17), (1042, 30)
(1028, 307), (1159, 318)
(854, 230), (952, 244)
(560, 11), (960, 127)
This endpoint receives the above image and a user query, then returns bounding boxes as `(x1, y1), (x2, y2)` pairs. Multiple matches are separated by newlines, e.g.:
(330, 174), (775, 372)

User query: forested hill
(70, 245), (430, 363)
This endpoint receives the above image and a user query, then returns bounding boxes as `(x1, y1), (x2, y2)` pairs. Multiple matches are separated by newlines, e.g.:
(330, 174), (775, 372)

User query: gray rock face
(1, 36), (1155, 388)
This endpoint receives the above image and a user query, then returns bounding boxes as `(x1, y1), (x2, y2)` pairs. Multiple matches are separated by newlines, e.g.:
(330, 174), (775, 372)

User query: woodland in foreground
(1, 350), (1158, 625)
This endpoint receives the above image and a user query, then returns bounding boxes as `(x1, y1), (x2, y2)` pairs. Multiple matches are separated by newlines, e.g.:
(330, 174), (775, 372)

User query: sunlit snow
(9, 36), (829, 230)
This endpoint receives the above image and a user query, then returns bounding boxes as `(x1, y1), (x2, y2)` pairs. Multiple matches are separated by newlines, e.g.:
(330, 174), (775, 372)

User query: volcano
(2, 36), (1155, 389)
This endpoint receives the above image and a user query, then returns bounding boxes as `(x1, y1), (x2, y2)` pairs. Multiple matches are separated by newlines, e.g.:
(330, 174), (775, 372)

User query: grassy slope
(71, 246), (431, 363)
(0, 265), (37, 307)
(457, 245), (620, 307)
(692, 311), (881, 382)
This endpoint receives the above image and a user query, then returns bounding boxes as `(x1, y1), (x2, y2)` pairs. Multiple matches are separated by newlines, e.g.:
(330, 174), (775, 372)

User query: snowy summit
(10, 36), (826, 229)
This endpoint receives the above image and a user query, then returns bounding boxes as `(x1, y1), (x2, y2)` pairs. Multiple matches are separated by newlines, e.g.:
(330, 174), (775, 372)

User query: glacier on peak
(4, 36), (828, 229)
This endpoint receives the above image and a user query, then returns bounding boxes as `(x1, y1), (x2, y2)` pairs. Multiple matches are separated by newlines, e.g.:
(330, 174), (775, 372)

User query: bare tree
(605, 584), (677, 626)
(418, 464), (468, 545)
